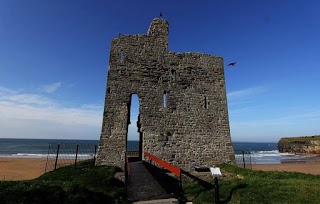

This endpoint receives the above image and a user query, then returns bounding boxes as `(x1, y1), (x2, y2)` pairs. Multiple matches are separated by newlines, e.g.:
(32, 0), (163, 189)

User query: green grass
(183, 164), (320, 204)
(0, 160), (127, 204)
(3, 161), (320, 203)
(281, 135), (320, 141)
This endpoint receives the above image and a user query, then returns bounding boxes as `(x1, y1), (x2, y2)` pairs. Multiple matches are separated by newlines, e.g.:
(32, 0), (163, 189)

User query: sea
(0, 138), (315, 164)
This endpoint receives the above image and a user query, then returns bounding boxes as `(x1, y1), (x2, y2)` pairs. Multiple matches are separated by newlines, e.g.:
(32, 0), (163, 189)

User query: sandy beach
(252, 162), (320, 175)
(250, 154), (320, 175)
(0, 157), (76, 181)
(0, 158), (47, 181)
(2, 157), (320, 181)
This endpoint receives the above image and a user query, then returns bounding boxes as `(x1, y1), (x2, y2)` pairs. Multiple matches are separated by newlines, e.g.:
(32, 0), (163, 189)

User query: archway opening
(127, 94), (142, 161)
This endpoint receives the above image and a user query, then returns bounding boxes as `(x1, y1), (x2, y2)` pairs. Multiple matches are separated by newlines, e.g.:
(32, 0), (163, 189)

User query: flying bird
(227, 62), (237, 66)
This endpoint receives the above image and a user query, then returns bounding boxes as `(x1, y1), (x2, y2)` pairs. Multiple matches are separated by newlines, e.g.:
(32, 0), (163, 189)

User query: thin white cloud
(0, 87), (54, 106)
(0, 103), (101, 126)
(232, 120), (293, 128)
(229, 107), (254, 114)
(279, 111), (320, 120)
(227, 86), (267, 100)
(227, 86), (268, 114)
(3, 94), (54, 106)
(231, 110), (320, 128)
(227, 86), (320, 141)
(0, 85), (103, 139)
(0, 86), (18, 95)
(41, 82), (62, 93)
(229, 105), (266, 114)
(128, 120), (139, 140)
(80, 104), (103, 111)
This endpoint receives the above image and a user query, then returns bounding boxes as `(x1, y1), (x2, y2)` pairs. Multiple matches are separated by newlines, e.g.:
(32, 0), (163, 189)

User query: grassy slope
(0, 160), (127, 204)
(183, 164), (320, 204)
(281, 135), (320, 141)
(2, 161), (320, 203)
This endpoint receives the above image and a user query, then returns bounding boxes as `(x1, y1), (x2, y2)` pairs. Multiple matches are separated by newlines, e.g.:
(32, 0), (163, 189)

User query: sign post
(210, 167), (222, 204)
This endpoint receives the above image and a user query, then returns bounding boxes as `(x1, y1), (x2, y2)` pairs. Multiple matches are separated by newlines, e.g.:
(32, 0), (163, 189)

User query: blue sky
(0, 0), (319, 142)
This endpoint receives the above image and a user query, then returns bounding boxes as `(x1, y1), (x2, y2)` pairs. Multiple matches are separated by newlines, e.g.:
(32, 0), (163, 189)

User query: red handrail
(144, 152), (181, 177)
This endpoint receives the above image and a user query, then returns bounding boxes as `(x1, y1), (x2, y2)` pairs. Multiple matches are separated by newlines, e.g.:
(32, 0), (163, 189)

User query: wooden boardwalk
(127, 161), (180, 202)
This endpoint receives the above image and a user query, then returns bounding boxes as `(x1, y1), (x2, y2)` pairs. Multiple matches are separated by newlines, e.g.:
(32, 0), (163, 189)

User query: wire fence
(42, 142), (253, 173)
(126, 141), (139, 158)
(236, 151), (253, 169)
(44, 143), (97, 173)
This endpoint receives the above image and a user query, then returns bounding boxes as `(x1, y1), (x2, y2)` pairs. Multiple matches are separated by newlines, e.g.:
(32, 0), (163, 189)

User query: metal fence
(126, 141), (139, 158)
(44, 143), (97, 173)
(236, 151), (253, 169)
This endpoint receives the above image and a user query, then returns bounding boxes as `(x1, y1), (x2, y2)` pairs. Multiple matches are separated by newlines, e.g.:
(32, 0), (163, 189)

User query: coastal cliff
(278, 135), (320, 154)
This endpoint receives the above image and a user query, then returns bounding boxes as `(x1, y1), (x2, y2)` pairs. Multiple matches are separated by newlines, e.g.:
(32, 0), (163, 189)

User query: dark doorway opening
(127, 94), (142, 161)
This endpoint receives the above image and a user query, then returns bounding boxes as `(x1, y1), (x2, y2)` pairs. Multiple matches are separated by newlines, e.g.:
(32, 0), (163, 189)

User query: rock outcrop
(278, 135), (320, 154)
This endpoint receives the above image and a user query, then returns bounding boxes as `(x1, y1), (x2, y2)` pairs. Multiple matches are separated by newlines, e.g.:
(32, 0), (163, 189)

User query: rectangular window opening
(120, 50), (124, 62)
(163, 91), (167, 108)
(204, 96), (208, 109)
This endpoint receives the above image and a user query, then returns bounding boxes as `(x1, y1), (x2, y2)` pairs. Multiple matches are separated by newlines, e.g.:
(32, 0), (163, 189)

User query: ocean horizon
(0, 138), (314, 164)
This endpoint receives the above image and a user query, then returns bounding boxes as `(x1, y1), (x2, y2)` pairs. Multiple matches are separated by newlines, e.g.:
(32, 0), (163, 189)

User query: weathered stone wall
(96, 18), (235, 171)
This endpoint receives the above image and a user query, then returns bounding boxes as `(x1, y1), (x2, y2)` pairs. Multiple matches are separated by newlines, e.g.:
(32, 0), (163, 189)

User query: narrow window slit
(171, 69), (176, 80)
(187, 103), (191, 111)
(120, 50), (124, 62)
(204, 96), (208, 109)
(163, 91), (167, 108)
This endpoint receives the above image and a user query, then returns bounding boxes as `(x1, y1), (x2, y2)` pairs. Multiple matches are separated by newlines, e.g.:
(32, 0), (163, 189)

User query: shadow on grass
(219, 183), (247, 204)
(181, 170), (214, 202)
(180, 170), (247, 203)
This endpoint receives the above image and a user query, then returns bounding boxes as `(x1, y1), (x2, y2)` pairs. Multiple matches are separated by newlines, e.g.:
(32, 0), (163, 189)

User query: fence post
(74, 144), (79, 169)
(214, 177), (220, 204)
(54, 144), (60, 171)
(249, 151), (252, 169)
(93, 145), (97, 165)
(44, 143), (51, 173)
(242, 151), (246, 169)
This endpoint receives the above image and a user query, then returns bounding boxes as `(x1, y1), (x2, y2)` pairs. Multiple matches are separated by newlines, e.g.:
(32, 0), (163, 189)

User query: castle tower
(96, 18), (235, 171)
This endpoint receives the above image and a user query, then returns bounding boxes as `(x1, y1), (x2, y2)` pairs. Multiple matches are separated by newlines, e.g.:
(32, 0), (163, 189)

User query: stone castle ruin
(96, 18), (234, 171)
